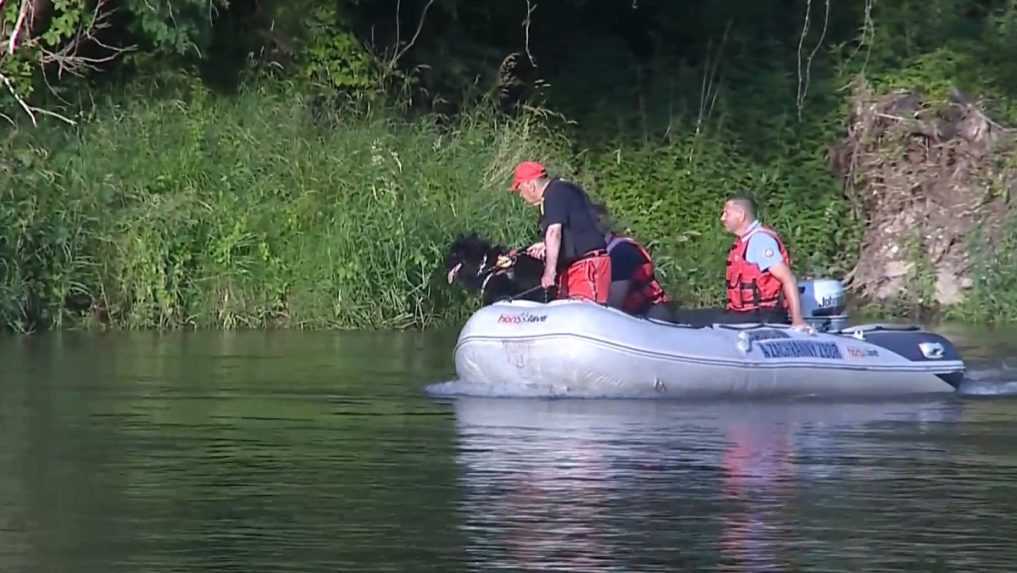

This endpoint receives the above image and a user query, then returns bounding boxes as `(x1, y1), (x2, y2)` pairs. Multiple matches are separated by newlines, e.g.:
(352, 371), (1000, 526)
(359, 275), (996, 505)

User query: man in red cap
(509, 161), (611, 303)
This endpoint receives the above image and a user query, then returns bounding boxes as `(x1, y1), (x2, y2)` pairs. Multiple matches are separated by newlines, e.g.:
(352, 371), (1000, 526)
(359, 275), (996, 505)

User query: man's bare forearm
(544, 224), (562, 274)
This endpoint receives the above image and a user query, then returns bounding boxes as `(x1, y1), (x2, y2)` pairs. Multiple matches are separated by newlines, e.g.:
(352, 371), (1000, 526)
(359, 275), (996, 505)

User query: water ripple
(2, 331), (1017, 572)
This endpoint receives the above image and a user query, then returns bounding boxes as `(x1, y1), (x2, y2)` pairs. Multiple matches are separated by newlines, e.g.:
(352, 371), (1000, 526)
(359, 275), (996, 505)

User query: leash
(507, 284), (550, 302)
(484, 249), (551, 302)
(453, 247), (548, 302)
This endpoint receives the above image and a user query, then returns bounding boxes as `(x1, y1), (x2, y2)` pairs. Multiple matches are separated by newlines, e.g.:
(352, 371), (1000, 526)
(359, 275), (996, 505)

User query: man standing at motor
(509, 161), (611, 304)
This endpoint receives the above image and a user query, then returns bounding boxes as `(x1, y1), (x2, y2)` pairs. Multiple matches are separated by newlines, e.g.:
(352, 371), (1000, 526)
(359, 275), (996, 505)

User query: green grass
(1, 83), (568, 331)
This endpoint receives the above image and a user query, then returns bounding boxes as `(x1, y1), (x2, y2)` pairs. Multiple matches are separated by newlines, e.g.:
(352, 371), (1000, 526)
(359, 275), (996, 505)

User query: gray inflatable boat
(452, 280), (966, 398)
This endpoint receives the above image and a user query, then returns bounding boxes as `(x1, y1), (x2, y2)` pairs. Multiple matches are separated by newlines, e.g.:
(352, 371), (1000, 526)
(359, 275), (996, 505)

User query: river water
(1, 325), (1016, 572)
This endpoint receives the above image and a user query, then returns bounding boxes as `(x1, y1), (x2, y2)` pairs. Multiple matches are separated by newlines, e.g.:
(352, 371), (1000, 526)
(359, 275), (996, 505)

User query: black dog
(444, 233), (550, 305)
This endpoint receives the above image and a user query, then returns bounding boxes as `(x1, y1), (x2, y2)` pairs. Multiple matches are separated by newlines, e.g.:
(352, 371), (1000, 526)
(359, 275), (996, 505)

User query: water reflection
(452, 398), (969, 572)
(0, 331), (467, 573)
(3, 328), (1017, 571)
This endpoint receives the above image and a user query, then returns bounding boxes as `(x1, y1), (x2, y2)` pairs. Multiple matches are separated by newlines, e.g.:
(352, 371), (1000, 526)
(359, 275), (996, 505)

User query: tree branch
(2, 70), (77, 125)
(39, 0), (131, 79)
(1, 69), (39, 125)
(695, 20), (730, 137)
(387, 0), (435, 72)
(523, 0), (537, 68)
(8, 0), (32, 55)
(394, 0), (401, 56)
(796, 0), (830, 121)
(2, 0), (130, 125)
(795, 0), (812, 121)
(861, 0), (875, 74)
(28, 101), (76, 124)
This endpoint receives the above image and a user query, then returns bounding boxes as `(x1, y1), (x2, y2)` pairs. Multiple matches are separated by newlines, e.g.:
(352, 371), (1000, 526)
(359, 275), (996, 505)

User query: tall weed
(3, 84), (567, 330)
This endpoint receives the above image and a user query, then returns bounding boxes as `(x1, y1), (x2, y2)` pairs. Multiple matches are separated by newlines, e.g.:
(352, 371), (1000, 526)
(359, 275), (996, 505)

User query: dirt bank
(831, 83), (1015, 309)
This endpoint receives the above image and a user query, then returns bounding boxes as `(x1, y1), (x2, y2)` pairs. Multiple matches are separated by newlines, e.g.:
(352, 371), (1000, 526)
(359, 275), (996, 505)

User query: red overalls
(606, 236), (670, 314)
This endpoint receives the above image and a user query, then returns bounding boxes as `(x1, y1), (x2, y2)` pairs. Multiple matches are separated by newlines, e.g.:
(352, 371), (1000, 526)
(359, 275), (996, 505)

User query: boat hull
(452, 300), (965, 398)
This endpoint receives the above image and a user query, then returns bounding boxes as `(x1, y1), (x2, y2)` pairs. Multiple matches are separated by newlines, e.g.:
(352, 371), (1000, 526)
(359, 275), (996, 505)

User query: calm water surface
(1, 325), (1017, 572)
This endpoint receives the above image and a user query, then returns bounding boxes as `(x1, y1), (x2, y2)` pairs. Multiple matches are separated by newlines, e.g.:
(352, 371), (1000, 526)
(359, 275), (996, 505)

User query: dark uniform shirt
(539, 178), (606, 267)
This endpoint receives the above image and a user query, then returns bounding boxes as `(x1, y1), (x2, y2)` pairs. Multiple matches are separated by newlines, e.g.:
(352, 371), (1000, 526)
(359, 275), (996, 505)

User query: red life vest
(607, 236), (670, 314)
(726, 225), (791, 312)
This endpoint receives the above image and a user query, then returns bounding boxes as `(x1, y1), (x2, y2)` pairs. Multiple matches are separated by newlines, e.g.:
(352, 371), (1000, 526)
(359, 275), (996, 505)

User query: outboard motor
(799, 279), (849, 332)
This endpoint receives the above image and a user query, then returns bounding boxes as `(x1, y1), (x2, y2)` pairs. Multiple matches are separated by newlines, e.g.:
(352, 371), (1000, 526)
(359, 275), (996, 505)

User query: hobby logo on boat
(846, 346), (879, 359)
(759, 340), (843, 360)
(497, 313), (548, 324)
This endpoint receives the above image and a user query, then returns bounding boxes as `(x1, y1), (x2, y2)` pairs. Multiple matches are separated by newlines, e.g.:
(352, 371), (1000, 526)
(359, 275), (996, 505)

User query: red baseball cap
(510, 161), (546, 191)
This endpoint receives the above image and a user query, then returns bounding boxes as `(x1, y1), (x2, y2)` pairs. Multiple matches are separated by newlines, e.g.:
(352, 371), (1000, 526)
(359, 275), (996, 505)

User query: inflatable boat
(451, 280), (966, 398)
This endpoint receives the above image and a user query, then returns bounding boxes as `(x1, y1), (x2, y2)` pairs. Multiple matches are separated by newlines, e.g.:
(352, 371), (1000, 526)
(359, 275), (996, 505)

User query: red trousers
(557, 254), (611, 304)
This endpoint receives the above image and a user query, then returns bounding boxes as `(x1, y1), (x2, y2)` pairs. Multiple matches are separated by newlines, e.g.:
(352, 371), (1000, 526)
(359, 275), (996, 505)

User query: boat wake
(430, 369), (1017, 400)
(424, 379), (641, 399)
(957, 362), (1017, 396)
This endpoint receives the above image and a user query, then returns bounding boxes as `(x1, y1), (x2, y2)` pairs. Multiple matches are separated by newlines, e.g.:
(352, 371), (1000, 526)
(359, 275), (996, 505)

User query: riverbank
(4, 79), (1017, 332)
(6, 2), (1017, 332)
(2, 77), (863, 332)
(3, 79), (1015, 332)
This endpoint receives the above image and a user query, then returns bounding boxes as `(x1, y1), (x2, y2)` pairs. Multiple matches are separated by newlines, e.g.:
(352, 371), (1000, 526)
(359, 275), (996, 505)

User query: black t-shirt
(609, 240), (647, 282)
(539, 178), (606, 264)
